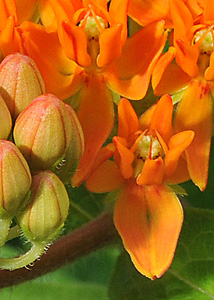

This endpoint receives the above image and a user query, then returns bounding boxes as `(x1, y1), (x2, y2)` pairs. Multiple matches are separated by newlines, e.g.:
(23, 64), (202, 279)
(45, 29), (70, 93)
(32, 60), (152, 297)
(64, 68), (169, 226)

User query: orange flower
(152, 0), (214, 191)
(86, 95), (194, 279)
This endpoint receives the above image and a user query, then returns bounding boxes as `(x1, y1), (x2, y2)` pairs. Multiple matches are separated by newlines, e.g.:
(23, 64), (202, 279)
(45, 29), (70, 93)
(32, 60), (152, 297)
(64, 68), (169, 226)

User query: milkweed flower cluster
(0, 0), (212, 280)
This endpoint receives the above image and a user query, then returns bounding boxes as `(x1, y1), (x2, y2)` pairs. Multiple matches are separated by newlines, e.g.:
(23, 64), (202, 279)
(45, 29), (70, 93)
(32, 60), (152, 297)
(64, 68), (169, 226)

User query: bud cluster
(0, 54), (84, 270)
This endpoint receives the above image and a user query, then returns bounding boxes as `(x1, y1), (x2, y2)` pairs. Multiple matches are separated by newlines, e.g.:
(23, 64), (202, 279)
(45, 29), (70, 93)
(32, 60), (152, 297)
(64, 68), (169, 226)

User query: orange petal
(128, 0), (171, 27)
(136, 157), (164, 185)
(175, 39), (199, 78)
(15, 0), (37, 24)
(109, 0), (129, 43)
(62, 21), (91, 67)
(72, 74), (114, 187)
(113, 137), (135, 179)
(97, 24), (123, 68)
(164, 156), (190, 184)
(150, 94), (173, 143)
(164, 130), (195, 176)
(152, 47), (191, 95)
(114, 182), (183, 279)
(139, 104), (157, 132)
(20, 21), (84, 99)
(86, 160), (125, 193)
(117, 98), (139, 139)
(203, 0), (214, 22)
(105, 20), (167, 100)
(0, 17), (24, 56)
(174, 79), (213, 191)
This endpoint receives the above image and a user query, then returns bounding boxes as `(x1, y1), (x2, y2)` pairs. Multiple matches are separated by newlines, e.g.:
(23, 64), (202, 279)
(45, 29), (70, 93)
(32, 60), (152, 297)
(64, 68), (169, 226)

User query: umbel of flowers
(0, 53), (84, 270)
(0, 0), (213, 282)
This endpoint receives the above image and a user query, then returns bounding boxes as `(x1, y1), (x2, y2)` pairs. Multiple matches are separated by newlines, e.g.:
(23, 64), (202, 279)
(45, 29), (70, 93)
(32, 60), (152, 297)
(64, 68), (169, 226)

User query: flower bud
(53, 104), (84, 183)
(0, 93), (12, 139)
(0, 140), (32, 218)
(0, 53), (45, 119)
(17, 171), (69, 243)
(13, 94), (72, 170)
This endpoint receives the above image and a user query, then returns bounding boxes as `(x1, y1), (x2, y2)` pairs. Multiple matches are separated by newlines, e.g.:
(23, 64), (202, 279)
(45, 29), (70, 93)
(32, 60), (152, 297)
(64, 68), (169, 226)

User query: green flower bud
(17, 171), (69, 243)
(0, 53), (45, 119)
(0, 93), (12, 139)
(0, 140), (32, 218)
(53, 104), (84, 183)
(13, 94), (73, 170)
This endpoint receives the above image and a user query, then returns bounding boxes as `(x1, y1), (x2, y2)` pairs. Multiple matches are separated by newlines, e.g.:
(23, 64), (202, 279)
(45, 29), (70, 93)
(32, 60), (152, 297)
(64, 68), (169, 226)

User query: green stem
(6, 225), (21, 242)
(0, 242), (45, 270)
(0, 218), (12, 248)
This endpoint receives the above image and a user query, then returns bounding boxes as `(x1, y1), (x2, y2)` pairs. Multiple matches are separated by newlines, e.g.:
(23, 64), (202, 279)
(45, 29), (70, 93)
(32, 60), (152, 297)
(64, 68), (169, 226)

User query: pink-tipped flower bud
(13, 94), (72, 170)
(17, 171), (69, 243)
(0, 140), (32, 218)
(0, 94), (12, 139)
(53, 104), (84, 183)
(0, 53), (45, 119)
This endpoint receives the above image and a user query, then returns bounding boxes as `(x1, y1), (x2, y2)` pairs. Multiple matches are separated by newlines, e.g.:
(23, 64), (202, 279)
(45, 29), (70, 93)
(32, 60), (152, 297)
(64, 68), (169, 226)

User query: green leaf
(109, 208), (214, 300)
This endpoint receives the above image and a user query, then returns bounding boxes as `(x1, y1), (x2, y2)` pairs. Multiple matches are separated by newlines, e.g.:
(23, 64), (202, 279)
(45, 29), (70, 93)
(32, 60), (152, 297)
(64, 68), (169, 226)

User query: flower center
(193, 28), (214, 54)
(133, 135), (164, 177)
(80, 15), (106, 40)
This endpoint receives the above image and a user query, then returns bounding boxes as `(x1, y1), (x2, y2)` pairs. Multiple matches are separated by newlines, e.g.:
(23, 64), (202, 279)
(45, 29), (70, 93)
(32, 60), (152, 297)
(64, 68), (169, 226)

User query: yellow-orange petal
(105, 20), (167, 100)
(114, 182), (183, 279)
(113, 137), (135, 179)
(72, 74), (114, 187)
(136, 157), (164, 186)
(97, 24), (123, 68)
(174, 79), (213, 191)
(150, 94), (173, 143)
(117, 98), (139, 139)
(86, 160), (125, 193)
(164, 130), (195, 176)
(203, 0), (214, 22)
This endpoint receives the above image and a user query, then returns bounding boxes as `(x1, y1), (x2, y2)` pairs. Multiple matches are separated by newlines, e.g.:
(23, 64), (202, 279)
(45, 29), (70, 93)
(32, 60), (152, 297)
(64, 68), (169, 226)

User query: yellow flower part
(86, 95), (194, 279)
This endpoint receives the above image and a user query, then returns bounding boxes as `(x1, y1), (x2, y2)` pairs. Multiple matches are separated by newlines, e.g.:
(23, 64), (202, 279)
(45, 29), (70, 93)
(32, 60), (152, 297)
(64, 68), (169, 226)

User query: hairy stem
(0, 212), (117, 288)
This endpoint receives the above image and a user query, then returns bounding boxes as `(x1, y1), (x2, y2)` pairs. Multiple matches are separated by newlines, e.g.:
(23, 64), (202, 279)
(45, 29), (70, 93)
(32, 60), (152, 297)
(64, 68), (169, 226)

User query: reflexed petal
(164, 130), (195, 176)
(113, 137), (135, 179)
(174, 79), (213, 191)
(86, 160), (125, 193)
(114, 182), (183, 279)
(97, 24), (123, 67)
(20, 21), (84, 99)
(164, 156), (190, 184)
(150, 94), (173, 143)
(136, 157), (164, 185)
(152, 47), (191, 95)
(128, 0), (172, 27)
(105, 21), (167, 99)
(72, 74), (114, 187)
(117, 98), (139, 139)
